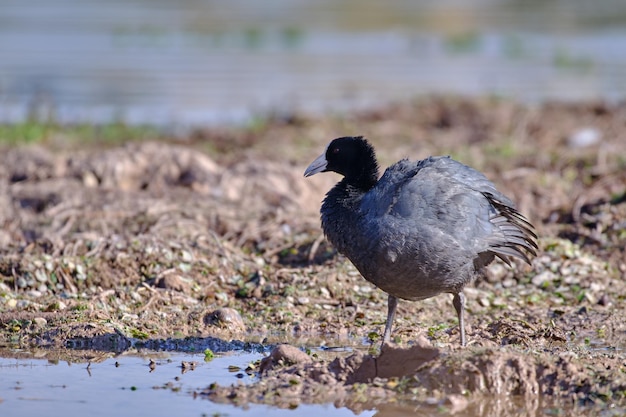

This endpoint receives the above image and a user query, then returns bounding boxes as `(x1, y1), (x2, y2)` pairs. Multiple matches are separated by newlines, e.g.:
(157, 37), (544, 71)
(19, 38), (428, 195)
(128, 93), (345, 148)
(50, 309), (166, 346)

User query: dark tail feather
(485, 194), (538, 266)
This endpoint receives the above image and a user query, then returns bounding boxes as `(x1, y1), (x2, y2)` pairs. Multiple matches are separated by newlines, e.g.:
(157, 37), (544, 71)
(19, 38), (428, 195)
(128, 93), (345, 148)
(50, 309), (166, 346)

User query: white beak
(304, 153), (328, 177)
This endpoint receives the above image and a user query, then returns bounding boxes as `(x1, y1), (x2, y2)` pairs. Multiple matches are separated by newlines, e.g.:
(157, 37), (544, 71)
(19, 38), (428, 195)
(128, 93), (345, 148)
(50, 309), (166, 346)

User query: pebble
(82, 171), (99, 187)
(492, 297), (508, 308)
(121, 313), (139, 321)
(568, 127), (601, 148)
(33, 317), (47, 328)
(180, 250), (193, 262)
(584, 292), (597, 304)
(47, 301), (67, 311)
(156, 274), (190, 292)
(259, 344), (312, 373)
(204, 307), (246, 332)
(35, 269), (48, 283)
(502, 278), (516, 288)
(532, 270), (556, 287)
(485, 263), (508, 282)
(27, 290), (42, 298)
(353, 285), (371, 293)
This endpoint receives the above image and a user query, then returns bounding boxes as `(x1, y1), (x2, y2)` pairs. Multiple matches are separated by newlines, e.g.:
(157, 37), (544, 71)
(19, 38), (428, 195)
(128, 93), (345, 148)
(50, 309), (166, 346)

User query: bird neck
(327, 179), (366, 207)
(345, 162), (379, 192)
(321, 182), (365, 255)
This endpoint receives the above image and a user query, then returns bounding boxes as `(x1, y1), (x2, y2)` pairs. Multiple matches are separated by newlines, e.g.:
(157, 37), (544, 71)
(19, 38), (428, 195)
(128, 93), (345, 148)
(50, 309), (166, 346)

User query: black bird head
(304, 136), (379, 190)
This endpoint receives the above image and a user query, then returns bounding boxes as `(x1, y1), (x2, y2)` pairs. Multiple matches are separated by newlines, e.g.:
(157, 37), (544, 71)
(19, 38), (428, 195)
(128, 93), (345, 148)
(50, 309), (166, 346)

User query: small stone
(33, 317), (47, 328)
(6, 299), (17, 308)
(259, 344), (312, 373)
(532, 270), (556, 287)
(35, 269), (48, 283)
(180, 250), (193, 262)
(82, 171), (99, 187)
(27, 290), (42, 298)
(568, 127), (601, 148)
(357, 285), (371, 293)
(492, 297), (508, 307)
(584, 292), (597, 305)
(204, 307), (246, 332)
(181, 361), (197, 371)
(75, 264), (86, 280)
(16, 277), (28, 289)
(502, 278), (516, 288)
(155, 274), (191, 293)
(485, 263), (508, 283)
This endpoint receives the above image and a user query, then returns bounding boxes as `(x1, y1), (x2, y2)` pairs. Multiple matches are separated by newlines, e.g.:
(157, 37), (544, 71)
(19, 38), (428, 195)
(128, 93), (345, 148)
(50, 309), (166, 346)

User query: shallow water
(2, 341), (622, 417)
(1, 0), (625, 126)
(0, 351), (370, 417)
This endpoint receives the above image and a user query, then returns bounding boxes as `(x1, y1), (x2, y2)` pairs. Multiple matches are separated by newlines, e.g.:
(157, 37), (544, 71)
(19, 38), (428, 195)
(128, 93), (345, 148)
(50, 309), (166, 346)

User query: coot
(304, 136), (537, 346)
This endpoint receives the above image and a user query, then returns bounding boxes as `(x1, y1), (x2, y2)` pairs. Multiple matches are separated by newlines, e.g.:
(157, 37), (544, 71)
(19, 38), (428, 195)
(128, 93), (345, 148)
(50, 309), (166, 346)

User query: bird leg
(452, 292), (467, 346)
(382, 294), (398, 345)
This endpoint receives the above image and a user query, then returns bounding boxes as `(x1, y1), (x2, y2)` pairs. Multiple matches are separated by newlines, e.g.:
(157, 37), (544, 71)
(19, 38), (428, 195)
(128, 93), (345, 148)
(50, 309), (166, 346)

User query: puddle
(1, 337), (624, 417)
(0, 351), (369, 417)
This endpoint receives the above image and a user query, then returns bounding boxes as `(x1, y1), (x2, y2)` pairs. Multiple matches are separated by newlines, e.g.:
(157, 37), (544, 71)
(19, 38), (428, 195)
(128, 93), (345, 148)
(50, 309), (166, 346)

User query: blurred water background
(1, 0), (625, 127)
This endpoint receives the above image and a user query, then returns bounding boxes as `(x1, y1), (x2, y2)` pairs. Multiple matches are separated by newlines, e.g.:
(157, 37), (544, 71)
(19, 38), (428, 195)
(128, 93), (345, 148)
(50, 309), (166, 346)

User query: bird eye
(332, 147), (340, 154)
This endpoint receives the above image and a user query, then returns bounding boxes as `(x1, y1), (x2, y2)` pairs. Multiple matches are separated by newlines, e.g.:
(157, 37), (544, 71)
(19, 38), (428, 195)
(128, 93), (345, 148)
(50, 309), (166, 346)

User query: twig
(308, 234), (325, 262)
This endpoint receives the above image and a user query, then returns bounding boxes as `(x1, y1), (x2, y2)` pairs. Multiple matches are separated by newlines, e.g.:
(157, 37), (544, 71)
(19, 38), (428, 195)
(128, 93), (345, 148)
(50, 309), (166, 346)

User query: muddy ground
(1, 97), (625, 415)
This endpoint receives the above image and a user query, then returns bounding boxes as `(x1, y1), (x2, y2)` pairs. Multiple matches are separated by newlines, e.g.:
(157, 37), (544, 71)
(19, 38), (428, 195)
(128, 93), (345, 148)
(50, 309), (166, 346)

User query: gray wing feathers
(369, 156), (537, 266)
(425, 157), (538, 265)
